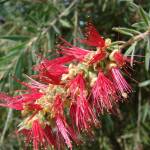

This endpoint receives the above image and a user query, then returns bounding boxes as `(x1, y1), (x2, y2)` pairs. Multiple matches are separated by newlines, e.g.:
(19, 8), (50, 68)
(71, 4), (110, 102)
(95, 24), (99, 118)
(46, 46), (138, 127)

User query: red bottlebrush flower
(53, 95), (79, 149)
(113, 51), (126, 66)
(20, 120), (56, 150)
(109, 50), (130, 67)
(58, 37), (90, 61)
(34, 56), (74, 84)
(0, 92), (43, 110)
(89, 49), (107, 64)
(69, 73), (99, 132)
(80, 22), (105, 48)
(110, 66), (132, 98)
(92, 70), (118, 113)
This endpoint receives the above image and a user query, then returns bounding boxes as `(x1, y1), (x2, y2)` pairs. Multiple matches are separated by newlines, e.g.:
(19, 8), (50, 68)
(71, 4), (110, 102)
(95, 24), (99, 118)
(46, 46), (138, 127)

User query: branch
(120, 29), (150, 50)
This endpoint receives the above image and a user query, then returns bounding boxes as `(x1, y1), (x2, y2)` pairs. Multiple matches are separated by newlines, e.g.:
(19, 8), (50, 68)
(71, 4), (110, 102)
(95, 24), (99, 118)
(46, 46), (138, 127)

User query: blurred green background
(0, 0), (150, 150)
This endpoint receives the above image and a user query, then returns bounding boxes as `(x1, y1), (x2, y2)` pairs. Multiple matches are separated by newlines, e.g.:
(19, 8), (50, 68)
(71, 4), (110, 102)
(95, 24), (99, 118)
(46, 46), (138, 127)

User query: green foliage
(0, 0), (150, 150)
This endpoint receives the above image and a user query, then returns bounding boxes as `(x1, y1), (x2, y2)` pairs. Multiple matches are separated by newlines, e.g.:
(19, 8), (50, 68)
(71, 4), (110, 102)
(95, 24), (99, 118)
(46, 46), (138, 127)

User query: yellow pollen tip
(122, 92), (128, 99)
(107, 63), (117, 70)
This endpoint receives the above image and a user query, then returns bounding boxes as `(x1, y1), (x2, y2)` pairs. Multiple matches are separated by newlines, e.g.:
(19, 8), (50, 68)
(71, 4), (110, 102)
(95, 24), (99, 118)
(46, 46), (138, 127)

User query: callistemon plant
(0, 23), (135, 150)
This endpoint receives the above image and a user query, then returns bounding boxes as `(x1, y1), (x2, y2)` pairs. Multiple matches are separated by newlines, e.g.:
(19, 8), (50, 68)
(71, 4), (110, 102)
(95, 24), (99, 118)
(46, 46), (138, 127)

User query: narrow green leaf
(52, 25), (61, 34)
(132, 22), (147, 30)
(6, 43), (26, 52)
(0, 44), (25, 66)
(0, 51), (18, 65)
(60, 19), (72, 28)
(124, 42), (137, 56)
(0, 35), (30, 41)
(130, 44), (136, 67)
(113, 27), (141, 35)
(139, 7), (150, 26)
(145, 38), (150, 71)
(112, 27), (134, 37)
(139, 80), (150, 87)
(142, 103), (150, 122)
(14, 53), (23, 79)
(145, 52), (150, 71)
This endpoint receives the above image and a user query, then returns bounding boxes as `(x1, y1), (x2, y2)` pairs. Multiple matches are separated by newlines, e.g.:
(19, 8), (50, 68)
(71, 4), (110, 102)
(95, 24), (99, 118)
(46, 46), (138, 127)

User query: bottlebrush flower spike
(69, 73), (99, 132)
(80, 22), (105, 48)
(53, 95), (79, 149)
(0, 23), (137, 150)
(92, 70), (118, 113)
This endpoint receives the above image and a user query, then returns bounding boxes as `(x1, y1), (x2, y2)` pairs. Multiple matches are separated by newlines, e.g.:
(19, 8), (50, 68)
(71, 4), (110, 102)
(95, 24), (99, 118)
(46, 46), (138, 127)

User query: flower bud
(105, 38), (111, 46)
(109, 49), (119, 61)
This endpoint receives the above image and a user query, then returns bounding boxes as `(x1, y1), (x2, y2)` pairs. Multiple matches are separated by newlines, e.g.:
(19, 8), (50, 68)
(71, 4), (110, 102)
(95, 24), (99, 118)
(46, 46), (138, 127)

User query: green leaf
(124, 42), (137, 56)
(139, 80), (150, 87)
(145, 52), (150, 71)
(132, 22), (147, 30)
(113, 27), (141, 35)
(145, 38), (150, 71)
(112, 27), (134, 37)
(52, 25), (61, 34)
(0, 51), (18, 66)
(7, 43), (26, 52)
(130, 44), (136, 67)
(0, 35), (30, 42)
(0, 44), (25, 66)
(14, 53), (23, 79)
(142, 103), (150, 122)
(60, 19), (72, 28)
(139, 7), (150, 26)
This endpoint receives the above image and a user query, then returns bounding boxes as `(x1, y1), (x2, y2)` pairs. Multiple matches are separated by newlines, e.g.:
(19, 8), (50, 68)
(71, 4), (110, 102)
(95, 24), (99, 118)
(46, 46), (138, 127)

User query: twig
(120, 29), (150, 50)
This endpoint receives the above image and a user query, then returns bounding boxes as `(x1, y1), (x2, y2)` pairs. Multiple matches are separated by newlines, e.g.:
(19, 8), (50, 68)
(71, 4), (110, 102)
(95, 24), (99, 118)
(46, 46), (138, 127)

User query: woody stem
(120, 28), (150, 50)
